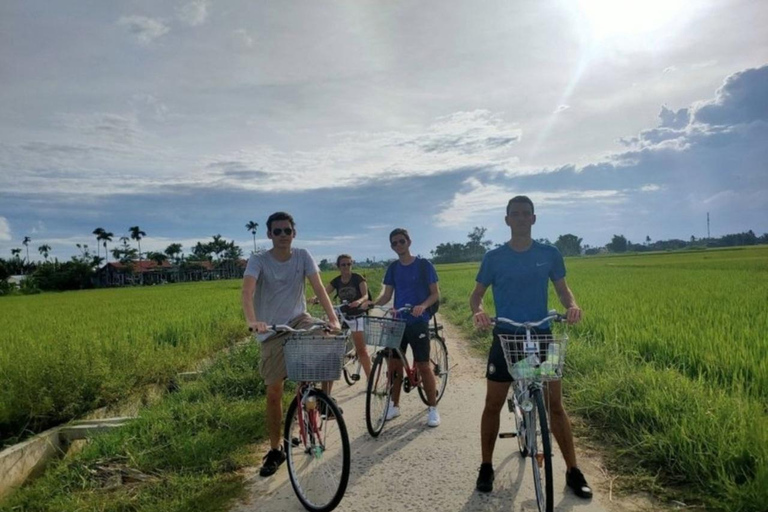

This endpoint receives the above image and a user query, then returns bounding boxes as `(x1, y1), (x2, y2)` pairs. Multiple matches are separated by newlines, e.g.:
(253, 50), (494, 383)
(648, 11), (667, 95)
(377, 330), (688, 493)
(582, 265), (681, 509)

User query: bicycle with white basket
(363, 305), (449, 437)
(494, 310), (568, 512)
(255, 322), (350, 512)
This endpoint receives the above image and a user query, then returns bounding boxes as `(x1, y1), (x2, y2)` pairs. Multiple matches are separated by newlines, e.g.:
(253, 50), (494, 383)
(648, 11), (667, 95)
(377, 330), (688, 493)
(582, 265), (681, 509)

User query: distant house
(94, 260), (247, 287)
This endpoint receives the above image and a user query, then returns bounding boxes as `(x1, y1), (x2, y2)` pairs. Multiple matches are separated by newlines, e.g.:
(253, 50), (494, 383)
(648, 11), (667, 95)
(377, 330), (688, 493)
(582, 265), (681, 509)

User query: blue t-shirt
(383, 257), (439, 324)
(476, 242), (566, 330)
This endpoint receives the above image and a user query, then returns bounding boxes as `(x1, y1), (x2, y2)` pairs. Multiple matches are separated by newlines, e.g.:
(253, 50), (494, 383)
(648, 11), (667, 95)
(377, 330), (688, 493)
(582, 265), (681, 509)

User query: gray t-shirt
(244, 248), (319, 340)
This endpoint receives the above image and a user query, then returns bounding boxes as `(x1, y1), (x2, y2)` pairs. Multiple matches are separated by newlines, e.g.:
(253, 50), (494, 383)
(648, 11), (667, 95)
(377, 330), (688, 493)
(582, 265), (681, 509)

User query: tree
(129, 226), (147, 282)
(100, 231), (114, 265)
(606, 234), (628, 253)
(92, 227), (105, 260)
(246, 221), (259, 253)
(129, 226), (146, 263)
(465, 227), (493, 260)
(38, 244), (52, 262)
(535, 238), (551, 245)
(223, 241), (243, 262)
(22, 236), (31, 266)
(191, 241), (212, 261)
(164, 243), (183, 265)
(554, 234), (583, 257)
(645, 235), (651, 246)
(318, 258), (332, 271)
(209, 234), (228, 261)
(146, 251), (168, 266)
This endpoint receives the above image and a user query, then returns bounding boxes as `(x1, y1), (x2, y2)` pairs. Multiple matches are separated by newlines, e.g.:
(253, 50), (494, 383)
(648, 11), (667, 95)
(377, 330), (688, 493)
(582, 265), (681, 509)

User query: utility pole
(707, 212), (710, 239)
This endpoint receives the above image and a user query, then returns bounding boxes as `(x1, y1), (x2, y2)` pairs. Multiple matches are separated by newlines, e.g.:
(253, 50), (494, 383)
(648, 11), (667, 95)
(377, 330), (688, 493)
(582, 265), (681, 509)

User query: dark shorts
(391, 321), (430, 363)
(486, 328), (552, 382)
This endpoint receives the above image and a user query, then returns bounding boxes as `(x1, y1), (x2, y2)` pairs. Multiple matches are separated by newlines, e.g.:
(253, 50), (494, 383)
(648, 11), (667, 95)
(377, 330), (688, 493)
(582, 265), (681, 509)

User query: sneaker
(259, 447), (286, 477)
(320, 399), (343, 420)
(385, 403), (400, 420)
(566, 467), (593, 499)
(476, 463), (494, 493)
(427, 406), (441, 427)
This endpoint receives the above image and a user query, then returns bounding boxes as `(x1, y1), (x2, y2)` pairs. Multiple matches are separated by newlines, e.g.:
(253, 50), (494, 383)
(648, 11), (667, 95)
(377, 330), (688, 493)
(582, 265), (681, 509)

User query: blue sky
(1, 0), (766, 263)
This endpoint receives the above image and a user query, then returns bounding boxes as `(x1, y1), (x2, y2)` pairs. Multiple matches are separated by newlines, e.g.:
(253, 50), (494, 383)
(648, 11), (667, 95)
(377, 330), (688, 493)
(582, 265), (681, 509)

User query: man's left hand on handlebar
(565, 306), (582, 324)
(412, 304), (427, 317)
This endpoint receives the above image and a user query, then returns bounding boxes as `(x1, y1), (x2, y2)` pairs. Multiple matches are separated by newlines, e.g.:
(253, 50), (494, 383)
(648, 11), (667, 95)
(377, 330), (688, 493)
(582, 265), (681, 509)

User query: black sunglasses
(272, 228), (293, 236)
(339, 262), (352, 267)
(390, 239), (407, 247)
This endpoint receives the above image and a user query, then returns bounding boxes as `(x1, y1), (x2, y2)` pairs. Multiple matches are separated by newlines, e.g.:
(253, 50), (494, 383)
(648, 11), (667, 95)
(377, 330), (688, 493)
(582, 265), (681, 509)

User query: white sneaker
(427, 406), (441, 427)
(385, 404), (401, 420)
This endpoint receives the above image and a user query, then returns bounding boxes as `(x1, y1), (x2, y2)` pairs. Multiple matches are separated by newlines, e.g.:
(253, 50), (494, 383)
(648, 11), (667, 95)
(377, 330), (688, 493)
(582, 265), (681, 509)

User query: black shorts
(391, 321), (430, 363)
(486, 328), (552, 382)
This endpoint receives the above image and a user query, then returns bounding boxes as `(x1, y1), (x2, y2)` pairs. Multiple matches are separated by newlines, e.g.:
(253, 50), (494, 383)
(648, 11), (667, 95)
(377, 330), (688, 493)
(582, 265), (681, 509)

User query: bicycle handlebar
(493, 310), (565, 329)
(248, 321), (330, 334)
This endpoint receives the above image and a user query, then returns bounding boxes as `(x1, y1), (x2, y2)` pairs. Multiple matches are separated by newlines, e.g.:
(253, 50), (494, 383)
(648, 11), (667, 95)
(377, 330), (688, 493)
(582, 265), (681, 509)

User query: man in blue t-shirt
(370, 228), (442, 428)
(469, 196), (593, 499)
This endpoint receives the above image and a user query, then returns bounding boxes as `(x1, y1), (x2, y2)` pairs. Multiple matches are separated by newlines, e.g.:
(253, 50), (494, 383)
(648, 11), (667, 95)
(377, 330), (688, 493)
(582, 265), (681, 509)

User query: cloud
(554, 105), (570, 114)
(118, 16), (170, 44)
(0, 217), (11, 242)
(693, 66), (768, 126)
(640, 184), (661, 192)
(177, 1), (209, 27)
(233, 29), (254, 48)
(434, 177), (624, 227)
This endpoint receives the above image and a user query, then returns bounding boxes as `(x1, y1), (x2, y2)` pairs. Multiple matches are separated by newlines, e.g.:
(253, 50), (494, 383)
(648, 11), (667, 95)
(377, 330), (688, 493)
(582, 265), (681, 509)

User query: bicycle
(364, 305), (449, 437)
(334, 303), (370, 386)
(495, 310), (568, 512)
(258, 323), (351, 512)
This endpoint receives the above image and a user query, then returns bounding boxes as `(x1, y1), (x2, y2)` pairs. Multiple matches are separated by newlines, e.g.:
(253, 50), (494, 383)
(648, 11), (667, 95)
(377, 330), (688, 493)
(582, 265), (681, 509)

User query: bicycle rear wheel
(417, 335), (449, 405)
(284, 390), (350, 512)
(365, 351), (391, 437)
(510, 394), (528, 457)
(529, 388), (553, 512)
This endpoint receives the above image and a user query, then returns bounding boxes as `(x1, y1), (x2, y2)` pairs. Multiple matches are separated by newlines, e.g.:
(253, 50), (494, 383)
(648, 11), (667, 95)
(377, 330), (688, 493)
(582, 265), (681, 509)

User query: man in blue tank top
(469, 196), (593, 499)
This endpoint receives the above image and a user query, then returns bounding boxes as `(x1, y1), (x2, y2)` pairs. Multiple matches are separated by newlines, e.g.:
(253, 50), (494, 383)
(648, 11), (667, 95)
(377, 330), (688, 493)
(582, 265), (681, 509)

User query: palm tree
(210, 234), (227, 261)
(129, 226), (146, 282)
(100, 231), (114, 264)
(11, 248), (21, 259)
(22, 236), (31, 265)
(38, 244), (52, 262)
(92, 228), (105, 260)
(164, 243), (183, 265)
(246, 221), (259, 253)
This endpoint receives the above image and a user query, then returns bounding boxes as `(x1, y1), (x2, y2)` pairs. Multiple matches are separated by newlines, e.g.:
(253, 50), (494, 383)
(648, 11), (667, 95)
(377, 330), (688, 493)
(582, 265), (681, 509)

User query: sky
(1, 0), (767, 263)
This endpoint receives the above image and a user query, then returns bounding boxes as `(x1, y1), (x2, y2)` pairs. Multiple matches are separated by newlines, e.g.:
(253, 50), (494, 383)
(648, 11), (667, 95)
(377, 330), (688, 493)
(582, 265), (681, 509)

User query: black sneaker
(566, 467), (593, 499)
(259, 447), (286, 477)
(476, 463), (494, 493)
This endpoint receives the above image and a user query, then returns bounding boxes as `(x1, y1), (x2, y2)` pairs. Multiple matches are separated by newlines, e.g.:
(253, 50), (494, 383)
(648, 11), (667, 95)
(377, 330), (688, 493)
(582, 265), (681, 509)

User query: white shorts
(343, 316), (365, 333)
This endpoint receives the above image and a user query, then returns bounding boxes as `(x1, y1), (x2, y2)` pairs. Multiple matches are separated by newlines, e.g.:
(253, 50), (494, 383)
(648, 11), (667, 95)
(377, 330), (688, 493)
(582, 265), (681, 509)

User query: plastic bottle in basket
(539, 344), (561, 378)
(512, 354), (541, 380)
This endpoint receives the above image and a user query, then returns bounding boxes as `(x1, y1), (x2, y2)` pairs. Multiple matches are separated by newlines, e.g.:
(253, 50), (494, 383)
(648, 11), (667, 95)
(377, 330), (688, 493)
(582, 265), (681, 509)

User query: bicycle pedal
(499, 432), (517, 438)
(351, 374), (360, 381)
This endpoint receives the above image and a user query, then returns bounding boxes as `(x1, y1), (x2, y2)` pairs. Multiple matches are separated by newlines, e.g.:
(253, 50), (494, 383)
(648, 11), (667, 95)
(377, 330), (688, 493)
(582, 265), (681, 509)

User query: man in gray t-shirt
(241, 211), (339, 477)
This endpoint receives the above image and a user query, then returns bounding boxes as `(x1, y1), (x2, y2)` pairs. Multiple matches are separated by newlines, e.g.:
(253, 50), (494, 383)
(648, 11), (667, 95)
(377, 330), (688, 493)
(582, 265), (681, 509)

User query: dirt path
(231, 316), (656, 512)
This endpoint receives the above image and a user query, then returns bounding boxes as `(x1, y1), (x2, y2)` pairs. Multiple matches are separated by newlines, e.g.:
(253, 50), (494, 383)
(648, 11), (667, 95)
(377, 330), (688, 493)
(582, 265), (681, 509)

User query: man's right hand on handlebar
(473, 310), (493, 330)
(248, 321), (270, 333)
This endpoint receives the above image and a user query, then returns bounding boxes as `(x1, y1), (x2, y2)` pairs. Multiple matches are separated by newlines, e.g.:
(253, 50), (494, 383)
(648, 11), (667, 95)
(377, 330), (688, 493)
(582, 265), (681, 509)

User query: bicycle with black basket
(495, 310), (568, 512)
(364, 305), (449, 437)
(257, 322), (351, 512)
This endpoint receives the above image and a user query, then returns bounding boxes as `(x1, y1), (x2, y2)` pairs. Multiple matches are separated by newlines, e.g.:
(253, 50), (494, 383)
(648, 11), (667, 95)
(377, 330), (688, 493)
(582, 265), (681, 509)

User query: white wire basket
(364, 316), (407, 349)
(497, 333), (568, 382)
(283, 334), (347, 382)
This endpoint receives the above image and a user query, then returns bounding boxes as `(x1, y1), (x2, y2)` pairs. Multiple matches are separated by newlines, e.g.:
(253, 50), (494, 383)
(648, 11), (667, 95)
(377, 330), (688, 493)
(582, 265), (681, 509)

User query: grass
(0, 281), (246, 447)
(435, 245), (768, 512)
(0, 342), (270, 512)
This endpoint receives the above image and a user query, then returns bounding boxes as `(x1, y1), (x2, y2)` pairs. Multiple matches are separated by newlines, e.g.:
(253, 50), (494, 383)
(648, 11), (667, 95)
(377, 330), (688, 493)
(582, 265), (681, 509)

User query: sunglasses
(271, 228), (293, 236)
(339, 263), (352, 267)
(390, 239), (407, 247)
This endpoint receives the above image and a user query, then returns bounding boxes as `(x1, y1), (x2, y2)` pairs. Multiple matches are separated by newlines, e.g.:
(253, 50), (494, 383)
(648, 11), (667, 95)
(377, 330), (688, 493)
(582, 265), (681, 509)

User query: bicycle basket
(364, 316), (407, 349)
(497, 333), (568, 382)
(283, 334), (347, 382)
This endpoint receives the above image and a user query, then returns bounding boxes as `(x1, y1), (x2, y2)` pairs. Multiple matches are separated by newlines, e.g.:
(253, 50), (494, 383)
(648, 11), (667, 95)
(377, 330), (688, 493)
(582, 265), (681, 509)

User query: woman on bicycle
(315, 254), (372, 379)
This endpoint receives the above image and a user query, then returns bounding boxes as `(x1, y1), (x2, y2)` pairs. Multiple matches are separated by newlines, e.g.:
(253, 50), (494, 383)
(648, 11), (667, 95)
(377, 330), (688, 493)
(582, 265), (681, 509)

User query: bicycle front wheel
(284, 390), (350, 512)
(417, 335), (449, 405)
(529, 388), (553, 512)
(366, 351), (391, 437)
